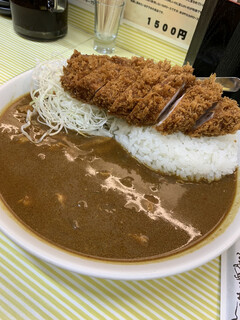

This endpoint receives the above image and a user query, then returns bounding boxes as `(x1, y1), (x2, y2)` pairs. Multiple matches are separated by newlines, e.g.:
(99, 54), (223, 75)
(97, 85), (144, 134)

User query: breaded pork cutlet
(61, 51), (110, 92)
(61, 52), (155, 103)
(108, 60), (172, 117)
(92, 66), (139, 109)
(61, 53), (240, 137)
(156, 75), (223, 134)
(68, 61), (126, 102)
(92, 56), (156, 110)
(127, 56), (156, 71)
(190, 96), (240, 136)
(61, 50), (132, 101)
(127, 64), (195, 126)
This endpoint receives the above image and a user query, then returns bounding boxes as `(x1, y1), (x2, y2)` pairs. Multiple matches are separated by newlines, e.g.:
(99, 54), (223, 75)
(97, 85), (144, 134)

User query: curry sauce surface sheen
(0, 95), (237, 261)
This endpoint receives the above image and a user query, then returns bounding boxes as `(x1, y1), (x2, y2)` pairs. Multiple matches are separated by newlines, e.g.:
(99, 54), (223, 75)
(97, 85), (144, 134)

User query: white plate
(1, 69), (240, 280)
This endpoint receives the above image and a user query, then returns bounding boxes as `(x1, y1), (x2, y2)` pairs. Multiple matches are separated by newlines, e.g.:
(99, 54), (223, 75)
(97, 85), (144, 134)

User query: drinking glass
(93, 0), (125, 54)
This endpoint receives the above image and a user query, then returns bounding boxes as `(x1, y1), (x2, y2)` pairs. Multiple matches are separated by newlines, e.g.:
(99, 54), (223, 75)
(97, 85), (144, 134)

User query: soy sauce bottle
(10, 0), (68, 41)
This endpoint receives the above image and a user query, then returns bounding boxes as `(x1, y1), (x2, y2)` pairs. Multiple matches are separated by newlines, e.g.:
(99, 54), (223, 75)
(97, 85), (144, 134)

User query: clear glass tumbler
(93, 0), (125, 54)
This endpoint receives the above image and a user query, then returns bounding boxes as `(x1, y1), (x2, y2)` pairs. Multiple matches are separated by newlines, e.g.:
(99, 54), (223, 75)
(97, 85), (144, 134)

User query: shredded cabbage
(21, 59), (114, 143)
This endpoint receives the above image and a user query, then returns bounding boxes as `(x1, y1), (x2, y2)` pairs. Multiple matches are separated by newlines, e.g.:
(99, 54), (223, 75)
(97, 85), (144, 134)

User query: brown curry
(0, 94), (237, 261)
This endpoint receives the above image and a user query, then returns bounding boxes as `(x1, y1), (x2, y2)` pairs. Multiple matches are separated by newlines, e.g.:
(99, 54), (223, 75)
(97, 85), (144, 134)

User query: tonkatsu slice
(127, 64), (195, 126)
(156, 75), (223, 134)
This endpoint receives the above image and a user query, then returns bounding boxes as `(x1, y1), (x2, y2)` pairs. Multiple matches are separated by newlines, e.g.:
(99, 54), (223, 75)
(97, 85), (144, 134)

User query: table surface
(0, 14), (221, 320)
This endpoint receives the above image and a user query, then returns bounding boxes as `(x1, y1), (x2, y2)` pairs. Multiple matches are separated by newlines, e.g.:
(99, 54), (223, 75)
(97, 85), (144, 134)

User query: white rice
(109, 119), (239, 181)
(24, 59), (239, 182)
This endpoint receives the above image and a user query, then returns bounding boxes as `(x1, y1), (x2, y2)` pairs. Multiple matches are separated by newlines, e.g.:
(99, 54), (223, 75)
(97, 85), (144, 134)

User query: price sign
(124, 0), (206, 48)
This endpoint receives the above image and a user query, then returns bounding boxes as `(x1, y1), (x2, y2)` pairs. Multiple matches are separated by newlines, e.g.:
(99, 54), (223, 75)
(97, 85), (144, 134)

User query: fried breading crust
(92, 67), (138, 109)
(156, 75), (223, 134)
(61, 51), (240, 136)
(190, 97), (240, 136)
(128, 64), (195, 125)
(61, 50), (110, 93)
(108, 61), (172, 116)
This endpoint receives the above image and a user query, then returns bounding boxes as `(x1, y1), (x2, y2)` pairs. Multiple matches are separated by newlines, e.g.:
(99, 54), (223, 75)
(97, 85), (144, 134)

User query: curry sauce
(0, 94), (237, 261)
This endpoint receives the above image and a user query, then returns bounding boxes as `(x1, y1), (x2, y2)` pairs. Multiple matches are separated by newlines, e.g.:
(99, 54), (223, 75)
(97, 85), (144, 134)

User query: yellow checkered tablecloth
(0, 12), (221, 320)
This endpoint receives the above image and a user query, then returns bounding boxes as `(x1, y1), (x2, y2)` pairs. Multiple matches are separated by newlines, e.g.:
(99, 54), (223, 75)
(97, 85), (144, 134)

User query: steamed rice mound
(110, 119), (238, 181)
